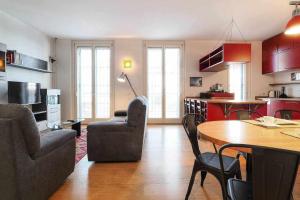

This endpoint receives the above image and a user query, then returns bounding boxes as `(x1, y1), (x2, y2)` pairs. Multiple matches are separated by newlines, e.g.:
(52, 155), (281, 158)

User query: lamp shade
(117, 72), (126, 82)
(285, 15), (300, 35)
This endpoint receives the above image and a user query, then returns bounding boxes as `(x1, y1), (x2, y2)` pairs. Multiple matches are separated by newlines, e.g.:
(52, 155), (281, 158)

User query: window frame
(144, 41), (185, 124)
(228, 63), (248, 100)
(73, 40), (114, 123)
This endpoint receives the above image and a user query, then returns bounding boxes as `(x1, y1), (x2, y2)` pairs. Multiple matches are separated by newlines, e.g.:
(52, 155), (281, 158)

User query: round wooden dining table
(197, 120), (300, 153)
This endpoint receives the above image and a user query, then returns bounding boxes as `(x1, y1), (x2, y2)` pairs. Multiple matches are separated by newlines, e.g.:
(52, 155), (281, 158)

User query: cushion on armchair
(87, 96), (148, 162)
(34, 129), (76, 159)
(0, 104), (40, 156)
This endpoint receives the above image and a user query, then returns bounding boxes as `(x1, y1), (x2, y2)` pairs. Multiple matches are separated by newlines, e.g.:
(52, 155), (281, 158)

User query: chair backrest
(182, 114), (201, 158)
(0, 104), (40, 156)
(274, 109), (300, 120)
(219, 144), (299, 200)
(228, 110), (263, 120)
(127, 96), (148, 128)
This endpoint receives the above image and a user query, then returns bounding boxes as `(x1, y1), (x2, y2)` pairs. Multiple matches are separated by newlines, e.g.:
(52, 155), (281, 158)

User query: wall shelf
(269, 82), (300, 86)
(8, 64), (52, 73)
(33, 110), (47, 115)
(199, 43), (251, 72)
(6, 50), (52, 73)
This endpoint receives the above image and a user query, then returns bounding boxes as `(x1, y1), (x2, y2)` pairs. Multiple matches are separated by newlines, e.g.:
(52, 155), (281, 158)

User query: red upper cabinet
(262, 36), (278, 54)
(277, 34), (292, 53)
(262, 33), (300, 74)
(199, 43), (251, 72)
(262, 51), (277, 74)
(278, 47), (300, 70)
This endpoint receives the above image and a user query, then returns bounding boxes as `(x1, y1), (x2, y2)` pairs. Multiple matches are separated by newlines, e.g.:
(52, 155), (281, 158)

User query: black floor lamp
(117, 72), (138, 97)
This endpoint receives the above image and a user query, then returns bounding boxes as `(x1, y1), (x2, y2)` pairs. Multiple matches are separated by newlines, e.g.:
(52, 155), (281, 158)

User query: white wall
(0, 11), (53, 88)
(272, 70), (300, 97)
(185, 40), (273, 99)
(184, 40), (228, 97)
(53, 39), (74, 120)
(114, 39), (144, 111)
(55, 39), (274, 120)
(248, 42), (274, 98)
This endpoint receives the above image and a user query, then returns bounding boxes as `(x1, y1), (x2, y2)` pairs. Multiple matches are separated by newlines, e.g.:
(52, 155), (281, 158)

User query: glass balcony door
(75, 42), (112, 122)
(146, 43), (183, 123)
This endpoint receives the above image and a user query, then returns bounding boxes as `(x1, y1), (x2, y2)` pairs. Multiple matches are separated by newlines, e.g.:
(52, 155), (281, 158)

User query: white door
(75, 42), (113, 122)
(146, 42), (183, 123)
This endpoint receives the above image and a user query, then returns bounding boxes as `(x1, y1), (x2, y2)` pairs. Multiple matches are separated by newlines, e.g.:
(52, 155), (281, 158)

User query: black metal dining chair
(274, 109), (300, 120)
(182, 114), (242, 200)
(218, 143), (300, 200)
(228, 110), (263, 120)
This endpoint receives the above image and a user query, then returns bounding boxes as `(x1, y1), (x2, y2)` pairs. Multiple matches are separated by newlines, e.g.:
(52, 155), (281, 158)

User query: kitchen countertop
(185, 97), (267, 104)
(201, 99), (267, 104)
(259, 97), (300, 101)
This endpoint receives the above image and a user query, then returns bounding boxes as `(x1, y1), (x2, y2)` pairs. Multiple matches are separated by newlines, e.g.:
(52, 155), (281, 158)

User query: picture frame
(190, 77), (202, 87)
(291, 72), (300, 81)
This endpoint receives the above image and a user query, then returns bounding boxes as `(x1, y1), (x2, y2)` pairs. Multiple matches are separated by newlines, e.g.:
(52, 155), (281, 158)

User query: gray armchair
(0, 104), (76, 200)
(87, 96), (148, 162)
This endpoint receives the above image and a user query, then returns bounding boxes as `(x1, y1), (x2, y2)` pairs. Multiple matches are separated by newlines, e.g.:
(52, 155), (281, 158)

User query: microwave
(0, 43), (6, 77)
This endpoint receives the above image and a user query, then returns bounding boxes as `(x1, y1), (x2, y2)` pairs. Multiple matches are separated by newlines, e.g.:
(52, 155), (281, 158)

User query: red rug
(75, 129), (87, 163)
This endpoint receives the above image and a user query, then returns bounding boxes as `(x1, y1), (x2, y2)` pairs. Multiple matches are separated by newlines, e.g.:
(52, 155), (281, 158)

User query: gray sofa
(87, 96), (148, 162)
(0, 104), (76, 200)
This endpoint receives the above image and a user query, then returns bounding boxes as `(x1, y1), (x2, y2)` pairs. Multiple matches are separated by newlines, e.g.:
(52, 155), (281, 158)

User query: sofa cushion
(0, 104), (40, 156)
(34, 129), (76, 159)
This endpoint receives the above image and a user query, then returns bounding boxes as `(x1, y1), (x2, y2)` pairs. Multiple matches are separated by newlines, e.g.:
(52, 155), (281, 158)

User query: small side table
(61, 119), (84, 137)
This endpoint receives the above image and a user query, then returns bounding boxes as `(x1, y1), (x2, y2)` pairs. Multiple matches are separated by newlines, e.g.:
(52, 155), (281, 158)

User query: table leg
(246, 153), (252, 181)
(72, 122), (81, 137)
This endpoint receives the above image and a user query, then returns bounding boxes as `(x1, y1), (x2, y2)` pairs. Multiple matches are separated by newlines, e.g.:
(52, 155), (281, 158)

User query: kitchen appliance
(268, 90), (275, 98)
(210, 83), (224, 92)
(0, 43), (8, 103)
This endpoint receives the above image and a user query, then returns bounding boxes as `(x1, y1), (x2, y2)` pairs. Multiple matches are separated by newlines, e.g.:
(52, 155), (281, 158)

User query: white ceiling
(0, 0), (294, 40)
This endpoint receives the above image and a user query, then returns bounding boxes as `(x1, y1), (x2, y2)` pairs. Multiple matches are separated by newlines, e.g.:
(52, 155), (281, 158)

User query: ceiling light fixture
(285, 1), (300, 35)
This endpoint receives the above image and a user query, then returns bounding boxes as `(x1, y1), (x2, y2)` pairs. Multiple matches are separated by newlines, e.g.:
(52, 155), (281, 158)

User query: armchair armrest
(87, 121), (136, 133)
(33, 129), (76, 159)
(114, 110), (127, 117)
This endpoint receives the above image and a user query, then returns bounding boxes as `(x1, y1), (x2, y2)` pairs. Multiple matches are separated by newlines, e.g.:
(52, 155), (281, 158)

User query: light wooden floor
(50, 125), (300, 200)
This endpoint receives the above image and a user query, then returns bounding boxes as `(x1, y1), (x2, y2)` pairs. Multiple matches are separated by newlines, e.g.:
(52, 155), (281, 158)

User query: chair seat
(199, 152), (239, 172)
(227, 179), (252, 200)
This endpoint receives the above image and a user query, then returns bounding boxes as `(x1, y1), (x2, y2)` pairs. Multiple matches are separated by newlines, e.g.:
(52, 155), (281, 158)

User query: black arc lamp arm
(124, 74), (138, 97)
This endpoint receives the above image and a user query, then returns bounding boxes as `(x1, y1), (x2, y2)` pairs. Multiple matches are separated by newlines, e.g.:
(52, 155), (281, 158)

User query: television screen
(8, 81), (41, 104)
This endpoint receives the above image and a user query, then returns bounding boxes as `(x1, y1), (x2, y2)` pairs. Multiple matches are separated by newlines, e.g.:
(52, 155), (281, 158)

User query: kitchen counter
(184, 97), (267, 121)
(185, 97), (267, 104)
(259, 98), (300, 101)
(201, 99), (267, 104)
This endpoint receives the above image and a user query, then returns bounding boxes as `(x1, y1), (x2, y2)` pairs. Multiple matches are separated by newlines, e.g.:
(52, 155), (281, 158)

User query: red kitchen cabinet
(262, 36), (278, 53)
(277, 34), (292, 53)
(262, 51), (277, 74)
(291, 35), (300, 48)
(278, 48), (300, 71)
(268, 100), (300, 119)
(199, 43), (251, 72)
(262, 33), (300, 74)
